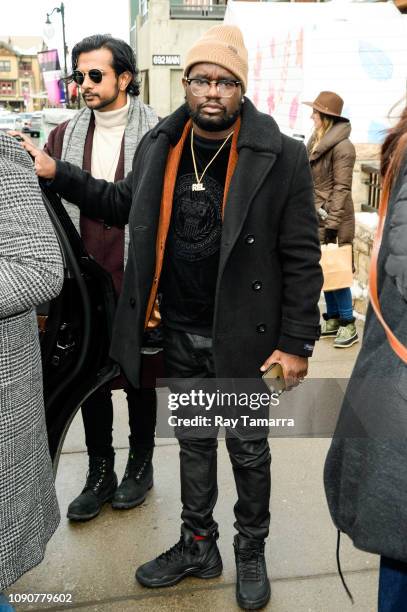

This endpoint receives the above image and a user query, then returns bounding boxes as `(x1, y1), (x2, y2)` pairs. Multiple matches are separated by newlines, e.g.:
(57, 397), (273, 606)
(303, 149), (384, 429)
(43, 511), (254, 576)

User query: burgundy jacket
(45, 115), (125, 295)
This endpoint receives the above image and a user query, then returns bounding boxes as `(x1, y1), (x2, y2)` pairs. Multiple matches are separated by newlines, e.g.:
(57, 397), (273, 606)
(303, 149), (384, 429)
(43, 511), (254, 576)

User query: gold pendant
(192, 182), (205, 192)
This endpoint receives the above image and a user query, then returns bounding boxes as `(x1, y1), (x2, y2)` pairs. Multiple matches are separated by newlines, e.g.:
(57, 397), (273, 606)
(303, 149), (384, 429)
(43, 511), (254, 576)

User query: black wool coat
(51, 98), (323, 388)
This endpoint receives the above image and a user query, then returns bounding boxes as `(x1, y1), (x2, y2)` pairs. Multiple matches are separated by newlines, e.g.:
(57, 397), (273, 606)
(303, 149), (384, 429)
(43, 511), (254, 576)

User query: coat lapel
(217, 98), (282, 277)
(219, 148), (277, 275)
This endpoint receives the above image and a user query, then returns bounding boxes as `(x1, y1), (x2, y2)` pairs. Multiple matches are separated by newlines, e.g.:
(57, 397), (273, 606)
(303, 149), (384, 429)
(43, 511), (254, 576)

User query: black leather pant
(164, 327), (271, 541)
(81, 385), (157, 458)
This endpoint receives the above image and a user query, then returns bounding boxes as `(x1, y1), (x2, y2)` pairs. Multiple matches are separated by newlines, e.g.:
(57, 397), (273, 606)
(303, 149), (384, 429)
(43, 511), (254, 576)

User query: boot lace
(84, 457), (110, 494)
(336, 325), (353, 339)
(237, 545), (265, 582)
(124, 449), (152, 481)
(156, 537), (198, 567)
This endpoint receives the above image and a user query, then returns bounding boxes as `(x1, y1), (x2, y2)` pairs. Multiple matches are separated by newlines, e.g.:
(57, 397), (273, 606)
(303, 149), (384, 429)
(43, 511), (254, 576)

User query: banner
(225, 1), (407, 143)
(37, 49), (65, 106)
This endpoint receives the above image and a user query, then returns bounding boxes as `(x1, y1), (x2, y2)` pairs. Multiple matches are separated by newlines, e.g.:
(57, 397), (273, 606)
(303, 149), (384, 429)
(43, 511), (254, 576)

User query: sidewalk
(9, 321), (379, 612)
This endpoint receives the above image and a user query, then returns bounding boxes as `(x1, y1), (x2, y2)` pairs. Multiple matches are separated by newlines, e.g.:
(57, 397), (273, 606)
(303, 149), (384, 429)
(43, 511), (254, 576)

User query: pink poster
(37, 49), (64, 105)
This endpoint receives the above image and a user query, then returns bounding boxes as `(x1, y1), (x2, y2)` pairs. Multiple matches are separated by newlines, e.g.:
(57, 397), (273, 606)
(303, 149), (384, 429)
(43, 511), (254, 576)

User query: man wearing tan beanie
(23, 24), (322, 611)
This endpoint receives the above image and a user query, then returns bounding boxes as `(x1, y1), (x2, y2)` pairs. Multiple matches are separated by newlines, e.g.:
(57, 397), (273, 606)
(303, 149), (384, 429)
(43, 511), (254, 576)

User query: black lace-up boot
(67, 456), (117, 521)
(234, 534), (271, 610)
(112, 446), (154, 509)
(135, 525), (223, 588)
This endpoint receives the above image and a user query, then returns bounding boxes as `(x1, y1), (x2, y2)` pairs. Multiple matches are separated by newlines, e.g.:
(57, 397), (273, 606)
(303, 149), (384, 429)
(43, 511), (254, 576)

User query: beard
(82, 84), (120, 110)
(186, 99), (242, 132)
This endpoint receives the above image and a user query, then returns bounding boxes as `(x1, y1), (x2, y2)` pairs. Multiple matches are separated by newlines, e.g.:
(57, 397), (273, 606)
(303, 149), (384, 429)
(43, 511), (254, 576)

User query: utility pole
(45, 2), (69, 106)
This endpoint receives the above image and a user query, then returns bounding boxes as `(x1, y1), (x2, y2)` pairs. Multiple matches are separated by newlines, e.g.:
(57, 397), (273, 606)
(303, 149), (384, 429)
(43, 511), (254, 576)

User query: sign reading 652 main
(152, 55), (181, 66)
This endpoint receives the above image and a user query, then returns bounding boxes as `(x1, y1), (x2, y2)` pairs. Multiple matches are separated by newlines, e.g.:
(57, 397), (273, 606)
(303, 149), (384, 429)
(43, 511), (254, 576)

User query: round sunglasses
(72, 69), (107, 85)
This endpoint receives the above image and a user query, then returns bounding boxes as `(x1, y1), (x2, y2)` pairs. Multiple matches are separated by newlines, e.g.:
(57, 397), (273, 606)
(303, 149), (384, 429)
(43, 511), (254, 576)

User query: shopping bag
(320, 243), (353, 291)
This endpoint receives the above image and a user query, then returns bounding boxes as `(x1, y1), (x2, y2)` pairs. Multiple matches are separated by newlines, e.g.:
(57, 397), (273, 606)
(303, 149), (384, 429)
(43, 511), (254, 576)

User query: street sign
(152, 55), (181, 66)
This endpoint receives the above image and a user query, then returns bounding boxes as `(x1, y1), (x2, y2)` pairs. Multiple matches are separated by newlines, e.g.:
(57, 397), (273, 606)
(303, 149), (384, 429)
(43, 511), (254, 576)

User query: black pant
(164, 327), (271, 541)
(81, 384), (157, 459)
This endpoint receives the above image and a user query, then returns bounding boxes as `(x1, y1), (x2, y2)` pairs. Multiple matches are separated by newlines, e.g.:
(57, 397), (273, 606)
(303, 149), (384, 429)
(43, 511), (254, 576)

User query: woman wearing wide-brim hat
(303, 91), (358, 349)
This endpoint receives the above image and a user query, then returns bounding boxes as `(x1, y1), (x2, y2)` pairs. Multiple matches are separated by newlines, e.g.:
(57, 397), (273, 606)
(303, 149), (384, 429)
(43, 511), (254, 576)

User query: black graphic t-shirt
(159, 131), (231, 336)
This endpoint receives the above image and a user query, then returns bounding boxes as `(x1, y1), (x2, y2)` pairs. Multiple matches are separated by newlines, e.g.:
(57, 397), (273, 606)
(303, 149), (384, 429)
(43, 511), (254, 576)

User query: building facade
(0, 37), (45, 111)
(130, 0), (227, 118)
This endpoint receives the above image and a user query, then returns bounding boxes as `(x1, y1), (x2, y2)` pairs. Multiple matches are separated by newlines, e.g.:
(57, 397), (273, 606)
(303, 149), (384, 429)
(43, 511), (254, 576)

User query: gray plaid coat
(0, 134), (63, 589)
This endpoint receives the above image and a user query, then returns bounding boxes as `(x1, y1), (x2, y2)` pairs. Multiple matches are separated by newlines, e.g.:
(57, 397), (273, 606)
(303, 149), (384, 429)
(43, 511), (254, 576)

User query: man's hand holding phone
(260, 350), (308, 391)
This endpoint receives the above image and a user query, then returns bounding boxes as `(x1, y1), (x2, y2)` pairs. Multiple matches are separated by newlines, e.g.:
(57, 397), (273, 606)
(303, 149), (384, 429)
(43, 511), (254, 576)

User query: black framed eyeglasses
(185, 78), (242, 98)
(72, 69), (107, 85)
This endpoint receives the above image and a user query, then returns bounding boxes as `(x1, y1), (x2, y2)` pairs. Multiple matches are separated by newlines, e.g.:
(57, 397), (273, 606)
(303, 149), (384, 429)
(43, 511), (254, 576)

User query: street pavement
(8, 321), (380, 612)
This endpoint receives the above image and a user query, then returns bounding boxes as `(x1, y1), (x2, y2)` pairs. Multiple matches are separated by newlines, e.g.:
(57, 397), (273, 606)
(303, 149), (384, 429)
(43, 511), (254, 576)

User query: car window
(0, 117), (16, 127)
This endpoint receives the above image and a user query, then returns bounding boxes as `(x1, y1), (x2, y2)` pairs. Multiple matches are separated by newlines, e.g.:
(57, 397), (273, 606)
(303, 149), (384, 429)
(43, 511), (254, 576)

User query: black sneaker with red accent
(135, 525), (223, 588)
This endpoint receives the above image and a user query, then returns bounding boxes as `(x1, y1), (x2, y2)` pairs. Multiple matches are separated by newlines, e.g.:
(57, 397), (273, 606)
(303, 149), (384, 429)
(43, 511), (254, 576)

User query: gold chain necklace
(190, 128), (234, 192)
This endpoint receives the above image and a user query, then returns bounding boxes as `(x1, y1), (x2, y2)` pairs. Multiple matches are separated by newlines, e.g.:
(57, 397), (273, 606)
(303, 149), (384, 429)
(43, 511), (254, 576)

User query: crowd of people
(1, 23), (406, 612)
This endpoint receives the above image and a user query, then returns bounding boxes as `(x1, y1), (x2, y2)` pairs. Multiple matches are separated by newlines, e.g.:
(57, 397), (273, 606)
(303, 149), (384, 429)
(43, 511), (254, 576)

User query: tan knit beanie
(184, 25), (248, 93)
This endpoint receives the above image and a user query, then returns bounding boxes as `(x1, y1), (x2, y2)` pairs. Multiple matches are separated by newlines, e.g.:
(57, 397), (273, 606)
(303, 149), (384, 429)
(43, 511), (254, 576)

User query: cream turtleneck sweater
(91, 96), (129, 182)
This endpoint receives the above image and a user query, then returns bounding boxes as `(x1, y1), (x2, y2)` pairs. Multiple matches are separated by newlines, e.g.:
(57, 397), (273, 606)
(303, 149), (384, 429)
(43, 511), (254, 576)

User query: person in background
(0, 134), (63, 604)
(44, 34), (159, 522)
(304, 91), (358, 348)
(324, 105), (407, 612)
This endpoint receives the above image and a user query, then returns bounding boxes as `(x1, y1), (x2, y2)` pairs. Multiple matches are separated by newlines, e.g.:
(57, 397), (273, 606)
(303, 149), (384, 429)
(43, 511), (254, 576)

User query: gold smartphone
(262, 362), (286, 395)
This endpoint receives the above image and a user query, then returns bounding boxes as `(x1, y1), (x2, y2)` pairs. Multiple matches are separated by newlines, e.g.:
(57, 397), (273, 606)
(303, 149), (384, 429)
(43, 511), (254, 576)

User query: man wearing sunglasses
(23, 25), (322, 610)
(44, 35), (159, 523)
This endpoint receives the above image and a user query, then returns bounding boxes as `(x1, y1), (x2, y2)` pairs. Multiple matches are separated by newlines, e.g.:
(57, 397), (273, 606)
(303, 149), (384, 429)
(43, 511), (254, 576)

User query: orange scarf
(145, 118), (241, 328)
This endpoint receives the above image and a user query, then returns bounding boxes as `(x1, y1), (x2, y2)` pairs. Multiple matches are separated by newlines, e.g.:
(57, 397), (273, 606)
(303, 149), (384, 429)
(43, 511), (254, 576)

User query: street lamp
(45, 2), (69, 106)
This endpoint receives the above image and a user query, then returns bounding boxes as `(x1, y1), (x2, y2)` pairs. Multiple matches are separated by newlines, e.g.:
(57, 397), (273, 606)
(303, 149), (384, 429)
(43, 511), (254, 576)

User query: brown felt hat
(302, 91), (348, 121)
(184, 25), (248, 92)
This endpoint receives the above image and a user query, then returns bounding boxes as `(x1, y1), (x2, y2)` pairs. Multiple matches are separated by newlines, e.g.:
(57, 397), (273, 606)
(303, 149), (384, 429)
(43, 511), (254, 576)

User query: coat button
(252, 280), (262, 291)
(129, 297), (136, 308)
(245, 234), (255, 244)
(257, 323), (266, 333)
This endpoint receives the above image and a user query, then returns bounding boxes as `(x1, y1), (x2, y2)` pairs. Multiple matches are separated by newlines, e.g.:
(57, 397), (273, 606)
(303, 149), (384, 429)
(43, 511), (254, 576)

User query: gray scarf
(60, 95), (158, 262)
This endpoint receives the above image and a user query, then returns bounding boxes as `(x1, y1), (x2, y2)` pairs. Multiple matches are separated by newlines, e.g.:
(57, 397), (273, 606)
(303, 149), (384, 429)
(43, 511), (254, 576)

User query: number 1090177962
(8, 593), (73, 604)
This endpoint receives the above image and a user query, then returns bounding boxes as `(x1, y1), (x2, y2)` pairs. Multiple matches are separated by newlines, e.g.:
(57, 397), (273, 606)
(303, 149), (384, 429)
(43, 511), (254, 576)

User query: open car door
(38, 186), (119, 472)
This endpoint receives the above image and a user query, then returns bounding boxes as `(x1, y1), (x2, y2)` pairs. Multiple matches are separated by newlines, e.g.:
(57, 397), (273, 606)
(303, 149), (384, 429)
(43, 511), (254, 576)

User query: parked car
(0, 114), (16, 133)
(15, 112), (33, 133)
(29, 112), (43, 137)
(42, 107), (78, 141)
(38, 185), (119, 470)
